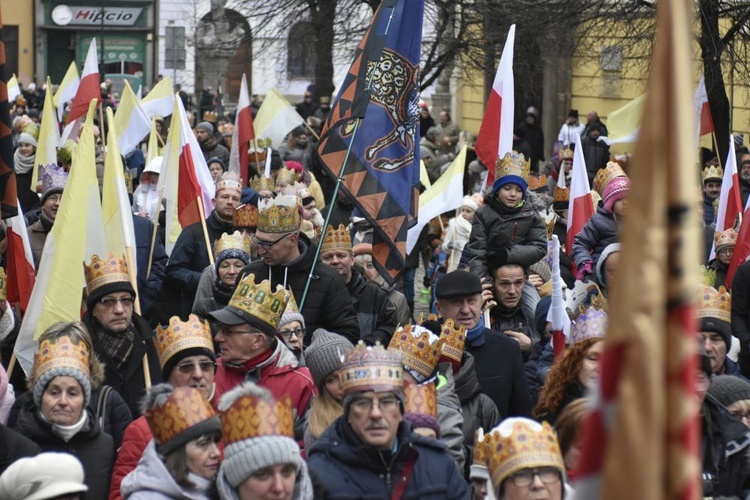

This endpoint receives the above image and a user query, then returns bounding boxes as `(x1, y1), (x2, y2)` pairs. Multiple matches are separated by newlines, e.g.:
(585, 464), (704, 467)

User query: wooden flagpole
(197, 196), (215, 266)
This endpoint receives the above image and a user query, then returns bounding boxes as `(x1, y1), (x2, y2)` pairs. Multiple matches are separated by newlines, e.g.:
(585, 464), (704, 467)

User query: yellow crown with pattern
(488, 418), (565, 490)
(593, 161), (627, 196)
(154, 315), (215, 370)
(84, 253), (130, 297)
(250, 175), (275, 193)
(714, 228), (738, 252)
(221, 392), (294, 445)
(495, 151), (531, 183)
(229, 274), (290, 332)
(388, 325), (443, 380)
(404, 381), (437, 417)
(702, 164), (723, 183)
(0, 267), (6, 302)
(203, 111), (218, 123)
(233, 203), (258, 229)
(553, 186), (569, 203)
(341, 341), (403, 395)
(257, 195), (301, 234)
(697, 285), (731, 323)
(320, 224), (352, 255)
(147, 387), (217, 447)
(527, 175), (548, 191)
(216, 171), (242, 194)
(559, 148), (574, 160)
(438, 318), (466, 369)
(275, 166), (299, 187)
(213, 231), (253, 257)
(473, 428), (492, 469)
(33, 336), (90, 383)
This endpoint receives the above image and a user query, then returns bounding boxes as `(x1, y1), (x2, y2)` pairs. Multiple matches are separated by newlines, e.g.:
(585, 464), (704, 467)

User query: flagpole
(146, 221), (158, 279)
(98, 101), (106, 148)
(301, 120), (320, 142)
(124, 245), (152, 389)
(197, 196), (215, 266)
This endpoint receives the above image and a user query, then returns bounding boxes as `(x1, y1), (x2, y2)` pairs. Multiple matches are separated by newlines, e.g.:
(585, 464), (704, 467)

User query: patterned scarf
(95, 322), (136, 369)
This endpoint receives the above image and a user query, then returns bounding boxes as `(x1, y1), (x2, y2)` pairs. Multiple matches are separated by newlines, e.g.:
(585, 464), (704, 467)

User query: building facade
(1, 0), (35, 84)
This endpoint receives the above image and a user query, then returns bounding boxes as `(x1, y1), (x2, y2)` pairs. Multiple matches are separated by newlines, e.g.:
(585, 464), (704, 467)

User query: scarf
(212, 277), (234, 306)
(39, 409), (88, 442)
(39, 210), (55, 233)
(13, 149), (35, 175)
(95, 322), (136, 370)
(466, 316), (485, 342)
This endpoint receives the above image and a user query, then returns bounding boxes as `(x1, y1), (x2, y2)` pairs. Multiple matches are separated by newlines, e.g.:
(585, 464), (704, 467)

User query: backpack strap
(96, 385), (113, 427)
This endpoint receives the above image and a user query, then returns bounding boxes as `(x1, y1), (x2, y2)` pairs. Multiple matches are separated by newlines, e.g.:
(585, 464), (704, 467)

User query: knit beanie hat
(596, 243), (621, 286)
(404, 412), (441, 438)
(708, 375), (750, 408)
(196, 122), (214, 135)
(18, 133), (37, 148)
(700, 317), (732, 353)
(461, 195), (479, 212)
(602, 176), (631, 212)
(304, 328), (353, 389)
(215, 247), (251, 269)
(32, 336), (92, 408)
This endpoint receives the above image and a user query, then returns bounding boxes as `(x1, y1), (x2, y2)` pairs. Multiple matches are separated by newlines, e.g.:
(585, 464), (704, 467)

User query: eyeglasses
(730, 411), (750, 421)
(278, 327), (304, 340)
(46, 194), (62, 203)
(174, 360), (216, 374)
(497, 279), (525, 291)
(350, 395), (400, 413)
(99, 296), (135, 308)
(508, 467), (561, 487)
(252, 233), (290, 249)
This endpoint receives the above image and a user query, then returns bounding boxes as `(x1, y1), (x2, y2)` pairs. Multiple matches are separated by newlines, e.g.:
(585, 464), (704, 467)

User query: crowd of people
(0, 81), (748, 500)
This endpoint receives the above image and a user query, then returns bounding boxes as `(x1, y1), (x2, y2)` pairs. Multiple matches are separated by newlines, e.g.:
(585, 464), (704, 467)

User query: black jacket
(307, 417), (470, 499)
(166, 209), (234, 318)
(580, 135), (610, 180)
(731, 260), (750, 378)
(490, 304), (540, 352)
(702, 394), (750, 497)
(346, 266), (398, 345)
(0, 424), (40, 476)
(454, 352), (500, 449)
(133, 214), (167, 321)
(571, 204), (619, 269)
(15, 407), (114, 500)
(237, 233), (360, 346)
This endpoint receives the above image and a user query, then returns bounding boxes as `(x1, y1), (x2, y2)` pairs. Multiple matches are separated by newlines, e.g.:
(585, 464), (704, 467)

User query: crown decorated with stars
(41, 163), (69, 193)
(473, 428), (492, 469)
(147, 387), (217, 447)
(487, 418), (565, 490)
(404, 381), (437, 417)
(213, 231), (252, 257)
(553, 186), (569, 204)
(233, 203), (258, 229)
(33, 336), (90, 383)
(0, 267), (6, 302)
(84, 253), (130, 298)
(593, 161), (627, 196)
(257, 195), (301, 234)
(388, 325), (443, 381)
(698, 285), (731, 323)
(495, 151), (531, 183)
(714, 228), (738, 252)
(438, 318), (466, 369)
(341, 342), (403, 395)
(527, 175), (548, 191)
(702, 164), (723, 183)
(570, 305), (608, 345)
(215, 171), (242, 194)
(275, 166), (299, 186)
(320, 224), (352, 255)
(229, 274), (290, 332)
(221, 392), (294, 445)
(559, 148), (574, 160)
(154, 315), (215, 370)
(249, 175), (275, 193)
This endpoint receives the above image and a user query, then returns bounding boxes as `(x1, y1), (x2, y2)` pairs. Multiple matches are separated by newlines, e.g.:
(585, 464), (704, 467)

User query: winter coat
(237, 233), (360, 346)
(0, 424), (41, 476)
(346, 267), (398, 346)
(166, 210), (235, 318)
(571, 204), (619, 269)
(121, 440), (214, 499)
(435, 365), (466, 473)
(702, 394), (750, 497)
(490, 304), (540, 351)
(370, 274), (412, 326)
(731, 261), (750, 353)
(133, 214), (167, 320)
(307, 417), (470, 499)
(580, 135), (609, 180)
(28, 211), (54, 270)
(703, 194), (717, 225)
(557, 122), (585, 146)
(15, 407), (114, 500)
(200, 141), (230, 167)
(707, 259), (729, 290)
(463, 196), (547, 281)
(111, 416), (151, 500)
(453, 353), (500, 449)
(441, 215), (472, 273)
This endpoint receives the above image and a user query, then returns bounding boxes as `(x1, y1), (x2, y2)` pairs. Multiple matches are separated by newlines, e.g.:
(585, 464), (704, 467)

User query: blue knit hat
(492, 151), (531, 195)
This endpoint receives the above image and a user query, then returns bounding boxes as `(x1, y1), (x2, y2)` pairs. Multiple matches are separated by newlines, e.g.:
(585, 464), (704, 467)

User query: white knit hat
(461, 195), (479, 212)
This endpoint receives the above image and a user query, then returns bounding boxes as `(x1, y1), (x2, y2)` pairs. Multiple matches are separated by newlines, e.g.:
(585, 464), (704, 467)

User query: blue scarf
(466, 316), (485, 343)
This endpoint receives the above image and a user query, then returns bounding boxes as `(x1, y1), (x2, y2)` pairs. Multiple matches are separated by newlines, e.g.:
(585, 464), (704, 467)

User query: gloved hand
(576, 261), (593, 281)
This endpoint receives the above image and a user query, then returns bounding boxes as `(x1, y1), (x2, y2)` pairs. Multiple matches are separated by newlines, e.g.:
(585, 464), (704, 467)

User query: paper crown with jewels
(341, 342), (403, 395)
(702, 164), (723, 183)
(233, 203), (258, 229)
(404, 380), (437, 417)
(559, 148), (574, 160)
(527, 175), (548, 191)
(221, 391), (294, 445)
(495, 151), (531, 183)
(146, 387), (218, 448)
(228, 274), (290, 334)
(249, 175), (275, 193)
(203, 111), (218, 123)
(275, 166), (299, 186)
(553, 186), (569, 204)
(570, 305), (608, 345)
(320, 224), (352, 254)
(215, 171), (242, 194)
(593, 161), (627, 196)
(714, 228), (738, 253)
(0, 268), (6, 302)
(487, 418), (565, 490)
(154, 314), (215, 370)
(697, 285), (731, 323)
(388, 324), (443, 381)
(249, 139), (272, 154)
(437, 318), (466, 370)
(257, 195), (301, 234)
(213, 230), (253, 257)
(41, 163), (69, 193)
(83, 253), (130, 298)
(33, 336), (90, 383)
(473, 428), (492, 472)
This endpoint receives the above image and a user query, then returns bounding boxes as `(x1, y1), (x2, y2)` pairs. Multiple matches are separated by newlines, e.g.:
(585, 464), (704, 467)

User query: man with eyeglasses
(307, 343), (469, 498)
(490, 263), (540, 357)
(29, 163), (68, 270)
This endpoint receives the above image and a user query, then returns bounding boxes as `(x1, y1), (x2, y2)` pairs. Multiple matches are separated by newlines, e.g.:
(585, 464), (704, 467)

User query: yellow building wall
(1, 0), (35, 84)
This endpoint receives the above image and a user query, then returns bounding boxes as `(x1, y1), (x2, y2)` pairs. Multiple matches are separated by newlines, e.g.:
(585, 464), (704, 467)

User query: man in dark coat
(237, 195), (360, 346)
(489, 263), (540, 358)
(730, 260), (750, 378)
(132, 214), (167, 321)
(195, 121), (230, 166)
(0, 424), (40, 476)
(517, 107), (545, 171)
(737, 148), (750, 208)
(434, 270), (532, 419)
(580, 122), (610, 183)
(166, 174), (240, 318)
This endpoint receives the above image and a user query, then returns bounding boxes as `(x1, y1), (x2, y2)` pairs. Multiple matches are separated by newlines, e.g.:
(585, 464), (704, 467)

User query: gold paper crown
(341, 341), (403, 394)
(203, 111), (218, 123)
(388, 325), (443, 379)
(213, 231), (253, 257)
(697, 285), (731, 323)
(559, 148), (574, 160)
(527, 175), (548, 191)
(84, 253), (130, 297)
(0, 268), (6, 302)
(404, 381), (437, 417)
(590, 189), (601, 207)
(249, 140), (272, 158)
(593, 161), (627, 196)
(488, 418), (565, 490)
(570, 305), (608, 345)
(702, 164), (723, 183)
(229, 274), (290, 331)
(146, 387), (217, 446)
(33, 336), (90, 382)
(221, 392), (294, 445)
(320, 224), (352, 255)
(250, 175), (275, 192)
(233, 203), (258, 229)
(275, 166), (299, 187)
(282, 291), (300, 316)
(473, 428), (492, 469)
(216, 171), (242, 193)
(553, 186), (569, 203)
(257, 195), (301, 234)
(438, 318), (466, 368)
(154, 315), (215, 370)
(494, 151), (531, 183)
(714, 228), (738, 252)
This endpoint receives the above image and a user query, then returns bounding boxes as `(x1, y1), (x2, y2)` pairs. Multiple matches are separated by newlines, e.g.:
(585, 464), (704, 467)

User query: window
(4, 26), (18, 77)
(600, 46), (623, 72)
(288, 22), (316, 79)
